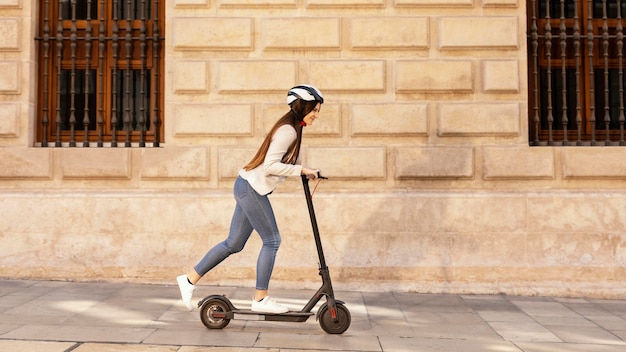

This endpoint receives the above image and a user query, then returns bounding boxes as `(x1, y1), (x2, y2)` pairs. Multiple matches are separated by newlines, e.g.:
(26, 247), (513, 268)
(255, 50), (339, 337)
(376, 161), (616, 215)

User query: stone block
(0, 18), (19, 50)
(0, 0), (20, 7)
(394, 0), (473, 6)
(395, 147), (474, 179)
(173, 61), (209, 93)
(60, 149), (130, 179)
(482, 0), (518, 7)
(350, 17), (429, 50)
(219, 0), (297, 7)
(0, 103), (19, 136)
(309, 60), (386, 92)
(307, 0), (385, 7)
(308, 192), (526, 244)
(172, 18), (253, 50)
(263, 104), (342, 136)
(140, 147), (209, 180)
(218, 61), (297, 92)
(483, 146), (555, 179)
(174, 0), (209, 6)
(218, 147), (256, 179)
(438, 103), (520, 136)
(174, 104), (254, 136)
(263, 18), (340, 49)
(482, 60), (520, 93)
(0, 148), (51, 179)
(423, 195), (527, 233)
(351, 104), (428, 136)
(450, 233), (528, 266)
(562, 147), (626, 179)
(396, 60), (473, 92)
(0, 61), (20, 93)
(439, 17), (519, 49)
(528, 193), (626, 233)
(525, 233), (624, 267)
(307, 146), (386, 178)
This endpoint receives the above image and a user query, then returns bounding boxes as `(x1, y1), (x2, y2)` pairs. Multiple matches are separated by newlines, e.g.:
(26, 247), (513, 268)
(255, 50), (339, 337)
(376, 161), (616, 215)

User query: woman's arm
(263, 125), (303, 177)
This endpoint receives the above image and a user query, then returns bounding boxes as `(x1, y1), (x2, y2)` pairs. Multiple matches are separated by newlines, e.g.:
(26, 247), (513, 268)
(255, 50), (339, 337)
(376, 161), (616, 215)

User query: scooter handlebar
(306, 170), (327, 180)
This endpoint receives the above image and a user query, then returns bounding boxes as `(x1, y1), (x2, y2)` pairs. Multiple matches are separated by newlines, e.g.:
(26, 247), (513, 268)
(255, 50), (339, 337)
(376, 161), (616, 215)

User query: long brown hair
(243, 99), (319, 171)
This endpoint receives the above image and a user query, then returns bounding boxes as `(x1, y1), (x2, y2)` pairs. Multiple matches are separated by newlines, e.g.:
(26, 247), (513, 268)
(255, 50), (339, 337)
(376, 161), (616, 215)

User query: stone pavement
(0, 279), (625, 352)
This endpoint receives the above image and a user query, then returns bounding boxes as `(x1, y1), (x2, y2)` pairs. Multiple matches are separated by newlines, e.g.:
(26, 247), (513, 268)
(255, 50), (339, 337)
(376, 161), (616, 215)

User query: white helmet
(286, 84), (324, 105)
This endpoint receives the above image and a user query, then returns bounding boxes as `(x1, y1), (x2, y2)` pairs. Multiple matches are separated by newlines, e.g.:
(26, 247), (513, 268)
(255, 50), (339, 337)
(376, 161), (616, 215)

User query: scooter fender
(316, 299), (345, 321)
(197, 294), (236, 311)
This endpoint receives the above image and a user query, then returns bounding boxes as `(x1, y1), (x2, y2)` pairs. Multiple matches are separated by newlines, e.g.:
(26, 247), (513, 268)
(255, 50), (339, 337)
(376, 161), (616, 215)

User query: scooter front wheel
(318, 302), (351, 334)
(199, 297), (231, 329)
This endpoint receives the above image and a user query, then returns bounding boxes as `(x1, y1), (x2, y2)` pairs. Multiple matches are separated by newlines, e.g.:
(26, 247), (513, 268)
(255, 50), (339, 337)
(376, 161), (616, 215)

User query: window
(528, 0), (626, 145)
(36, 0), (164, 147)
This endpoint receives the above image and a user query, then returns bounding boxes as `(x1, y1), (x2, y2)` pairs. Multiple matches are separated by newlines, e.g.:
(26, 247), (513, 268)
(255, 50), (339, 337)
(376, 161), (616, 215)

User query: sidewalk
(0, 279), (625, 352)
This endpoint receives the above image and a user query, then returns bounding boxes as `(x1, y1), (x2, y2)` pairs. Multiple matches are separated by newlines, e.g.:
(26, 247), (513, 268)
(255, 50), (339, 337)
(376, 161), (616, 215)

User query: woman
(177, 84), (324, 313)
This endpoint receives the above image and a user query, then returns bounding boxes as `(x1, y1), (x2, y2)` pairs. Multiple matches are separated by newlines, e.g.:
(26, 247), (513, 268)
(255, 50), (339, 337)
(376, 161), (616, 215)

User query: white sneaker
(176, 275), (195, 311)
(251, 296), (289, 314)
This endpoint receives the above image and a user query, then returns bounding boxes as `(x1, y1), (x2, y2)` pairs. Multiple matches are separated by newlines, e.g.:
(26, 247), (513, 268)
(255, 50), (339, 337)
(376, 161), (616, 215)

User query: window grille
(528, 0), (626, 145)
(36, 0), (164, 147)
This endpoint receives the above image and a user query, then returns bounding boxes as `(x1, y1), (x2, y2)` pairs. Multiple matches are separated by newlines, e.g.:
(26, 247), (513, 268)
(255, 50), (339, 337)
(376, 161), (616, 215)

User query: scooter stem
(301, 175), (328, 270)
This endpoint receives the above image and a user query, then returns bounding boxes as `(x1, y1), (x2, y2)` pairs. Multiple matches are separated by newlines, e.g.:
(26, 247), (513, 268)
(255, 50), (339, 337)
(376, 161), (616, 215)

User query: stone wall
(0, 0), (625, 298)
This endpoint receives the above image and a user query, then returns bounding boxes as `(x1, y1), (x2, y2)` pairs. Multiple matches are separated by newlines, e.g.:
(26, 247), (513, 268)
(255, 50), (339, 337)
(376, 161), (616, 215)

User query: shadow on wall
(313, 192), (455, 293)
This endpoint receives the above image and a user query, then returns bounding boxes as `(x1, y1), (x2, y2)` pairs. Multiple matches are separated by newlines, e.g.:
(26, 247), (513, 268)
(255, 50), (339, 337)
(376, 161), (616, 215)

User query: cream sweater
(239, 124), (303, 195)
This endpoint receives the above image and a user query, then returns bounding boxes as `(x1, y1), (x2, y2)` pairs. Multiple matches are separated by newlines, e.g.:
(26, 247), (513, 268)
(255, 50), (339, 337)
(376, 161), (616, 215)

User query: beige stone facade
(1, 1), (625, 298)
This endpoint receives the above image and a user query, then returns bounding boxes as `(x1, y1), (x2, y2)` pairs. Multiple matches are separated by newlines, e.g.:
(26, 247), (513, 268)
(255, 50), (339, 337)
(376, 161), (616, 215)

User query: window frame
(36, 0), (165, 147)
(528, 0), (626, 145)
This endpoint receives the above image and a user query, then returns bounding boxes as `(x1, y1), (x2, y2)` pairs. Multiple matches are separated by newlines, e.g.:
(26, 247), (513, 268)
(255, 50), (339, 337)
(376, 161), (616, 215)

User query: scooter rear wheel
(318, 302), (351, 334)
(200, 297), (231, 329)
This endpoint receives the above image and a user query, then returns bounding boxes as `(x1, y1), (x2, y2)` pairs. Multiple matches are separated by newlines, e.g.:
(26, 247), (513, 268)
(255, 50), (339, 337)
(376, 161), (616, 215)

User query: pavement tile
(612, 330), (626, 340)
(179, 348), (278, 352)
(378, 336), (522, 352)
(0, 293), (38, 313)
(0, 280), (32, 295)
(73, 343), (180, 352)
(557, 301), (615, 316)
(362, 318), (415, 337)
(461, 294), (517, 310)
(394, 293), (473, 313)
(477, 310), (536, 323)
(0, 324), (21, 335)
(2, 324), (156, 343)
(587, 299), (626, 315)
(255, 331), (381, 351)
(1, 279), (624, 351)
(241, 319), (321, 333)
(510, 301), (580, 318)
(543, 325), (626, 345)
(0, 310), (73, 325)
(404, 322), (501, 340)
(586, 315), (626, 330)
(404, 311), (485, 325)
(0, 340), (76, 352)
(515, 342), (626, 352)
(487, 321), (562, 342)
(143, 327), (259, 347)
(530, 315), (598, 327)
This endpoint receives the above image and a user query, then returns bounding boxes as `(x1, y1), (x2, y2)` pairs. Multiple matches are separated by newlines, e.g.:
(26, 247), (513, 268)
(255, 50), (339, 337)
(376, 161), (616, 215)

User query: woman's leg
(193, 177), (254, 278)
(235, 182), (288, 312)
(235, 181), (282, 293)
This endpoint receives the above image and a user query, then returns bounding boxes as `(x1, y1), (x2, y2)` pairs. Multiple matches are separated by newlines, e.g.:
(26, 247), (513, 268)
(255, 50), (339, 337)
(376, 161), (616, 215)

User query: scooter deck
(221, 309), (314, 322)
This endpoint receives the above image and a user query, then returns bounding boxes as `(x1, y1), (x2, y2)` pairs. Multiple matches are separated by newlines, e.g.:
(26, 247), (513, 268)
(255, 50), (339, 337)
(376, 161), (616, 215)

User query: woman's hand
(301, 167), (321, 180)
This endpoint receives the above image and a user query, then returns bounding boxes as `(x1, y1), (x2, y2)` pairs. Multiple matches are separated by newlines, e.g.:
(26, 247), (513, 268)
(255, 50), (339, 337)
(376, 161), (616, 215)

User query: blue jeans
(194, 176), (281, 290)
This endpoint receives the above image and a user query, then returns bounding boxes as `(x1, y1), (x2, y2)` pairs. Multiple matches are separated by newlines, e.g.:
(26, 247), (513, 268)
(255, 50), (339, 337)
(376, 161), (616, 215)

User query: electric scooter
(197, 173), (351, 334)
